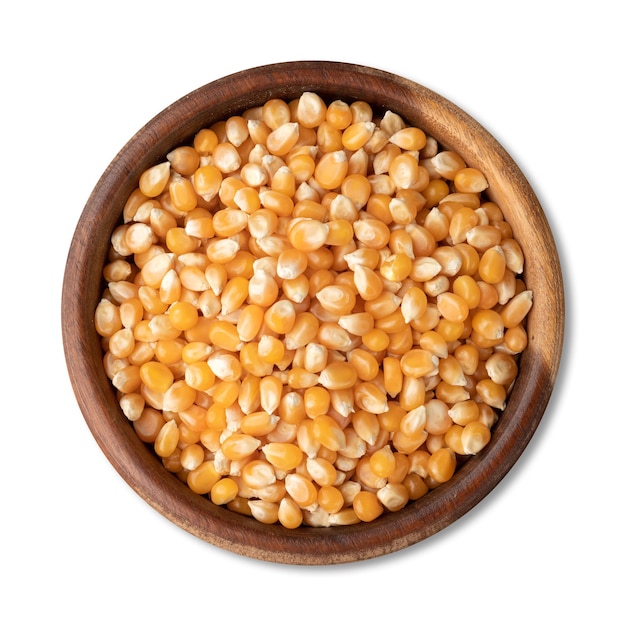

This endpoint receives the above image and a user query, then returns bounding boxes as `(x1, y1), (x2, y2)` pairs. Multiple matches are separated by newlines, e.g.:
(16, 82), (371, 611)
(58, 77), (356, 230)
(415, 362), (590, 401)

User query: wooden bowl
(62, 61), (565, 565)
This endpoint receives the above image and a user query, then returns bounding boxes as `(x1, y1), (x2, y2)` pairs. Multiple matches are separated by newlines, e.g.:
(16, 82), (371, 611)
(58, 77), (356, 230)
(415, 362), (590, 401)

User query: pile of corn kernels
(95, 92), (533, 528)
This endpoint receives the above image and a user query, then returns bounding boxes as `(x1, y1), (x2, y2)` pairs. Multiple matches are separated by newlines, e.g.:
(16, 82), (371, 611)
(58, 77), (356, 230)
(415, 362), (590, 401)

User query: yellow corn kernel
(281, 311), (318, 351)
(352, 490), (384, 522)
(261, 299), (295, 335)
(353, 218), (390, 249)
(186, 460), (220, 495)
(266, 122), (300, 156)
(124, 222), (156, 255)
(274, 249), (307, 281)
(220, 434), (261, 461)
(139, 361), (174, 393)
(287, 153), (316, 184)
(95, 299), (123, 338)
(325, 218), (354, 247)
(353, 265), (384, 301)
(205, 320), (241, 353)
(398, 376), (426, 411)
(341, 121), (376, 151)
(293, 91), (326, 128)
(361, 328), (390, 352)
(454, 167), (489, 193)
(162, 380), (196, 413)
(132, 407), (165, 443)
(476, 281), (499, 310)
(442, 423), (465, 455)
(478, 245), (507, 284)
(315, 150), (349, 189)
(340, 174), (371, 210)
(285, 473), (318, 509)
(210, 477), (239, 505)
(461, 420), (492, 454)
(324, 99), (352, 129)
(500, 289), (533, 328)
(382, 357), (403, 398)
(253, 335), (283, 366)
(350, 411), (378, 448)
(108, 328), (135, 360)
(451, 275), (480, 310)
(354, 381), (389, 414)
(190, 165), (222, 204)
(180, 404), (209, 433)
(139, 162), (171, 197)
(476, 378), (507, 410)
(388, 152), (422, 190)
(165, 301), (197, 332)
(379, 253), (413, 282)
(282, 274), (310, 304)
(303, 386), (330, 418)
(316, 121), (343, 154)
(179, 443), (205, 472)
(315, 284), (357, 317)
(336, 312), (373, 337)
(500, 237), (525, 274)
(237, 374), (260, 416)
(209, 381), (239, 410)
(436, 292), (470, 323)
(318, 361), (358, 391)
(239, 411), (278, 437)
(317, 485), (344, 514)
(212, 142), (242, 173)
(246, 270), (278, 308)
(427, 447), (456, 484)
(169, 175), (197, 213)
(403, 473), (429, 500)
(192, 127), (218, 154)
(400, 348), (438, 378)
(369, 445), (396, 478)
(118, 392), (145, 422)
(389, 126), (427, 151)
(167, 145), (200, 176)
(277, 497), (304, 529)
(154, 419), (179, 459)
(305, 246), (334, 271)
(287, 217), (329, 251)
(261, 443), (303, 472)
(504, 324), (528, 353)
(204, 403), (226, 431)
(377, 483), (410, 512)
(183, 361), (215, 392)
(111, 365), (141, 394)
(208, 351), (242, 382)
(153, 337), (184, 365)
(300, 342), (326, 374)
(485, 352), (519, 386)
(316, 322), (354, 352)
(312, 414), (347, 451)
(429, 150), (465, 179)
(241, 459), (277, 490)
(437, 380), (471, 407)
(261, 98), (291, 130)
(471, 309), (505, 341)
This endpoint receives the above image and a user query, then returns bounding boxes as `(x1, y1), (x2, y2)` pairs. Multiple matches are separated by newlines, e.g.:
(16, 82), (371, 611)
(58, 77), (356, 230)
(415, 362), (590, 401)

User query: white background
(2, 1), (623, 624)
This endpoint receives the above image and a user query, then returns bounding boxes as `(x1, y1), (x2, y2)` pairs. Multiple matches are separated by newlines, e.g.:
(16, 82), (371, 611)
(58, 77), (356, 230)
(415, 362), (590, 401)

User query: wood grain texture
(62, 61), (565, 565)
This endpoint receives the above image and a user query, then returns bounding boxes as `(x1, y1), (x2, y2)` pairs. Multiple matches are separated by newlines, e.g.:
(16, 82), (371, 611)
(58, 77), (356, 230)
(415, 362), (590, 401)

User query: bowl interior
(62, 61), (564, 565)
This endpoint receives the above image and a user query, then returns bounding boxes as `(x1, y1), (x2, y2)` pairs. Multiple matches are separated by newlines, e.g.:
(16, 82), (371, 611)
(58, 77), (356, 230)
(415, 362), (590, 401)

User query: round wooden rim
(62, 61), (565, 565)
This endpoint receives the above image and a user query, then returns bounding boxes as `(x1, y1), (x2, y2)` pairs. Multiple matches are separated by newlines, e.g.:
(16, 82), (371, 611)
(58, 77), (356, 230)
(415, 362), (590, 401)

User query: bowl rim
(62, 60), (565, 565)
